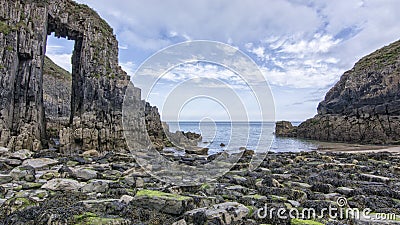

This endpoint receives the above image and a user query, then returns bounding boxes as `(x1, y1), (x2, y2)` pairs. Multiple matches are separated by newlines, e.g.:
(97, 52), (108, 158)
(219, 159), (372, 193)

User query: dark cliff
(0, 0), (171, 152)
(277, 39), (400, 144)
(42, 56), (71, 144)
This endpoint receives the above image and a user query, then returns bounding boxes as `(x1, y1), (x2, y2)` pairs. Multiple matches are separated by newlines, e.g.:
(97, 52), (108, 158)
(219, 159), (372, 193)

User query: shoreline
(313, 141), (400, 154)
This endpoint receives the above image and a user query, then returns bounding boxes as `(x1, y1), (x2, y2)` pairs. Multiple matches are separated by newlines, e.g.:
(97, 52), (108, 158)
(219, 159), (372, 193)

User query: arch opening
(43, 15), (84, 149)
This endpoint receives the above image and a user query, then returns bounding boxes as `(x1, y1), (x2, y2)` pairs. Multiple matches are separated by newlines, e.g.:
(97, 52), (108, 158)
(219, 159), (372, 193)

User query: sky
(46, 0), (400, 122)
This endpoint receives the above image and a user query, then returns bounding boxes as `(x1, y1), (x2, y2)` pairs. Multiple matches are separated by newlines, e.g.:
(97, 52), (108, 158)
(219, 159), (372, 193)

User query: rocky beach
(0, 0), (400, 224)
(0, 146), (400, 224)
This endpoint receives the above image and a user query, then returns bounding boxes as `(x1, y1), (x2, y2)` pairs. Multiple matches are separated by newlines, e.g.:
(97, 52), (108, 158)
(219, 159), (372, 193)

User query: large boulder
(22, 158), (58, 170)
(132, 189), (194, 215)
(184, 202), (249, 225)
(71, 168), (98, 181)
(41, 178), (84, 192)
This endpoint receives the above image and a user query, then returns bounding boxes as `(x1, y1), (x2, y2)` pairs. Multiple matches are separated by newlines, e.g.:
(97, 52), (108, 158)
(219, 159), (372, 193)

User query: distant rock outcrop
(275, 121), (297, 137)
(277, 39), (400, 144)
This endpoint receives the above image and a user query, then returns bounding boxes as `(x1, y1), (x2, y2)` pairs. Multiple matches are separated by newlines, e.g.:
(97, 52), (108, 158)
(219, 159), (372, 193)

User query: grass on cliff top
(69, 1), (113, 35)
(135, 189), (192, 201)
(44, 56), (72, 81)
(355, 39), (400, 69)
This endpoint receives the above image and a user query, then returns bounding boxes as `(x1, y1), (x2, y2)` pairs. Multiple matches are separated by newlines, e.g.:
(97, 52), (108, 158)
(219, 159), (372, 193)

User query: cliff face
(42, 56), (71, 145)
(0, 0), (165, 152)
(289, 40), (400, 144)
(317, 40), (400, 116)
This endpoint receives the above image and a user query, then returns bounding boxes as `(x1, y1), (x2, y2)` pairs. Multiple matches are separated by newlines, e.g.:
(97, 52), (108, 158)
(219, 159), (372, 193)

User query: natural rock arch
(0, 0), (148, 152)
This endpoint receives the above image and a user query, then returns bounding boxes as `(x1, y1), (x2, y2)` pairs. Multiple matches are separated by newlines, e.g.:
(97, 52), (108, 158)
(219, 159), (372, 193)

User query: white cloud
(162, 63), (241, 85)
(76, 0), (321, 50)
(45, 37), (74, 73)
(120, 61), (137, 76)
(247, 33), (343, 88)
(46, 52), (72, 73)
(118, 45), (128, 50)
(72, 0), (400, 120)
(262, 65), (342, 88)
(279, 34), (341, 54)
(75, 0), (400, 89)
(249, 46), (266, 60)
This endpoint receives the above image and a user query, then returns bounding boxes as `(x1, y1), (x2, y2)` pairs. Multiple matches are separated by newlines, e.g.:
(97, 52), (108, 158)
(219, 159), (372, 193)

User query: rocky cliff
(0, 0), (171, 152)
(43, 56), (72, 119)
(277, 39), (400, 144)
(42, 56), (71, 147)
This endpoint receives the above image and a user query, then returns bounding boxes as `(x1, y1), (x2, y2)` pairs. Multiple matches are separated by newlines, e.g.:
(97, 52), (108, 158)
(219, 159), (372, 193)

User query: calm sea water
(166, 121), (318, 155)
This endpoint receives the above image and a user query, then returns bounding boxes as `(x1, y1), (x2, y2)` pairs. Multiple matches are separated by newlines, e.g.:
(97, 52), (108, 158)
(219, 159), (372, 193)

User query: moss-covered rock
(0, 21), (11, 35)
(133, 189), (194, 215)
(290, 218), (324, 225)
(2, 197), (38, 215)
(74, 212), (129, 225)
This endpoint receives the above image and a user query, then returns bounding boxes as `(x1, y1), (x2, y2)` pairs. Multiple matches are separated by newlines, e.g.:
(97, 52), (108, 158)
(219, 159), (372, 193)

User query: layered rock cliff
(0, 0), (172, 152)
(277, 39), (400, 144)
(42, 56), (71, 146)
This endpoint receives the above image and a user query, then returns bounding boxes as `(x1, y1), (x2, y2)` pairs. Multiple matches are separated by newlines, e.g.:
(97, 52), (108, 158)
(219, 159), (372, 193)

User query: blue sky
(46, 0), (400, 121)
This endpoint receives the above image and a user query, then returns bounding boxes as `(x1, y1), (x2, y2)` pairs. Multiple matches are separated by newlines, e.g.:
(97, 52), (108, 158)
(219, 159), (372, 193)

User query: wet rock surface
(0, 147), (399, 224)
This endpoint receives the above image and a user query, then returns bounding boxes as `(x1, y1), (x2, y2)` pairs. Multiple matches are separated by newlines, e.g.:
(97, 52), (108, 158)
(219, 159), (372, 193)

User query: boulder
(10, 149), (34, 160)
(22, 158), (59, 170)
(0, 147), (8, 156)
(119, 195), (134, 204)
(10, 166), (36, 182)
(184, 202), (249, 225)
(71, 168), (98, 181)
(81, 180), (111, 193)
(0, 174), (12, 184)
(41, 178), (84, 192)
(81, 150), (101, 158)
(79, 199), (127, 217)
(185, 147), (209, 155)
(133, 189), (193, 215)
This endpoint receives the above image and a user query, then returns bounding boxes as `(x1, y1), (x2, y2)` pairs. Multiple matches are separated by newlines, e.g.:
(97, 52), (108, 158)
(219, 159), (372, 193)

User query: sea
(166, 121), (319, 155)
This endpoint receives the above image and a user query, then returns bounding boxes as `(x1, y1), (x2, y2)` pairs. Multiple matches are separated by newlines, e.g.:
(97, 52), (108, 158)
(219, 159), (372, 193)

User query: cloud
(72, 0), (400, 121)
(120, 61), (137, 76)
(249, 46), (266, 61)
(244, 33), (344, 88)
(75, 0), (400, 89)
(46, 53), (73, 73)
(45, 36), (74, 72)
(160, 63), (248, 89)
(278, 34), (341, 54)
(76, 0), (321, 50)
(261, 64), (342, 88)
(46, 44), (73, 73)
(118, 45), (128, 50)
